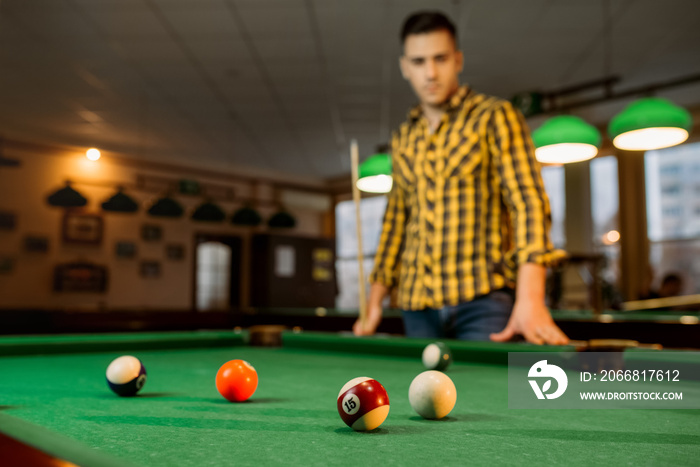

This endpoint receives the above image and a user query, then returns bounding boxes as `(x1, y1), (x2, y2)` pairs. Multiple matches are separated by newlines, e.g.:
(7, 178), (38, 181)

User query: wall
(0, 141), (329, 311)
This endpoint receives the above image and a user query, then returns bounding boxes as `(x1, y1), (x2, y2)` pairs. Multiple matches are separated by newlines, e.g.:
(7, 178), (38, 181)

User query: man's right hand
(352, 303), (382, 336)
(352, 283), (389, 336)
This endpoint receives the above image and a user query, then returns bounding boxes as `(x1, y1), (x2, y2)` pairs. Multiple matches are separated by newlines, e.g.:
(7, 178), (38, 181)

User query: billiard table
(0, 331), (698, 466)
(4, 307), (699, 349)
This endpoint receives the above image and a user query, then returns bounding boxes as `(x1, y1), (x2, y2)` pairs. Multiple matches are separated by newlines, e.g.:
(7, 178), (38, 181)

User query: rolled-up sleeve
(369, 146), (407, 288)
(488, 101), (567, 271)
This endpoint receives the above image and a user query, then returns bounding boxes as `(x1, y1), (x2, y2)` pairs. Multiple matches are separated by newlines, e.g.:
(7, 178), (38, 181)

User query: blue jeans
(401, 289), (514, 341)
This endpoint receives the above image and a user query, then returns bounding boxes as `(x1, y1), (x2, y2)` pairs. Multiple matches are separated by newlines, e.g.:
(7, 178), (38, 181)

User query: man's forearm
(368, 282), (390, 310)
(515, 263), (546, 303)
(353, 283), (389, 335)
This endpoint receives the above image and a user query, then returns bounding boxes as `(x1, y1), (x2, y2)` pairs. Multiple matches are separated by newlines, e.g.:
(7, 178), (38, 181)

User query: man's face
(400, 29), (463, 106)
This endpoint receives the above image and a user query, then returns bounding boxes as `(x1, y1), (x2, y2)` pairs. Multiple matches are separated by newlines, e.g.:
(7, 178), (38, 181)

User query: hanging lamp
(192, 200), (226, 222)
(356, 151), (392, 194)
(47, 182), (88, 208)
(532, 115), (601, 164)
(0, 138), (20, 167)
(148, 195), (184, 218)
(231, 205), (262, 226)
(101, 187), (138, 213)
(268, 210), (296, 228)
(609, 97), (692, 151)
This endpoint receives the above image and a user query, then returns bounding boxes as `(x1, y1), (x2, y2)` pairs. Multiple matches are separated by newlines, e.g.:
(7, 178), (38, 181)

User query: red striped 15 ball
(337, 377), (390, 431)
(106, 356), (147, 397)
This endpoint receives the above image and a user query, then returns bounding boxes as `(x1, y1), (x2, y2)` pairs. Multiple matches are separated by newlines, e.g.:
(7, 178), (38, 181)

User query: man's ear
(456, 50), (464, 74)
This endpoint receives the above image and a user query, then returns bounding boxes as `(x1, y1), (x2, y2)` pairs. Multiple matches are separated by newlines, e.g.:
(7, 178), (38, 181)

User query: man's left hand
(490, 299), (569, 345)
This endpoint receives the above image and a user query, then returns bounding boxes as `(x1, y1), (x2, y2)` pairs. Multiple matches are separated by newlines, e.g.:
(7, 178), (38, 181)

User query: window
(661, 185), (681, 195)
(590, 156), (621, 299)
(662, 206), (683, 217)
(541, 166), (566, 248)
(335, 196), (388, 310)
(659, 165), (681, 176)
(590, 156), (620, 241)
(646, 142), (700, 294)
(647, 142), (700, 241)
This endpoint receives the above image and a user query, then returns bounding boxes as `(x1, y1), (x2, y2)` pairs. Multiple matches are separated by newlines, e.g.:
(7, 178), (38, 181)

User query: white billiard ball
(408, 370), (457, 419)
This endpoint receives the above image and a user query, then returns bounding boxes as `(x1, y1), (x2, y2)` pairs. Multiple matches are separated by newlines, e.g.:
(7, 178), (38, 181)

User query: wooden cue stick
(569, 339), (663, 350)
(621, 293), (700, 311)
(350, 139), (368, 329)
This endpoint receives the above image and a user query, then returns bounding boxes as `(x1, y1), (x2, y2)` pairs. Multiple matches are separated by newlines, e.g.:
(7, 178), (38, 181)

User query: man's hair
(661, 273), (682, 286)
(400, 11), (457, 47)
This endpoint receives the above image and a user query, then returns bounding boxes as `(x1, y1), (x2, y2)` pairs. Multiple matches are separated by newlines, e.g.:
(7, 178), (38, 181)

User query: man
(658, 273), (683, 298)
(353, 11), (568, 345)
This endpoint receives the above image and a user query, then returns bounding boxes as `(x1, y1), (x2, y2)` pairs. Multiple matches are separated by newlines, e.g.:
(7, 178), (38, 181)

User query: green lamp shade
(268, 211), (296, 228)
(231, 206), (262, 226)
(609, 97), (692, 151)
(47, 182), (87, 207)
(192, 201), (226, 222)
(532, 115), (601, 164)
(357, 153), (393, 193)
(148, 196), (184, 218)
(102, 189), (138, 213)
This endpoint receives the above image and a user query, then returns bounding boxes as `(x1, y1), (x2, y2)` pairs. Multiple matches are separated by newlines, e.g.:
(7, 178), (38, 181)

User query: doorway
(194, 234), (242, 311)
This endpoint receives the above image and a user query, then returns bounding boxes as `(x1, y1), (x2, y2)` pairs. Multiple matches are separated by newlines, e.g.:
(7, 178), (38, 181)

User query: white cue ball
(408, 370), (457, 419)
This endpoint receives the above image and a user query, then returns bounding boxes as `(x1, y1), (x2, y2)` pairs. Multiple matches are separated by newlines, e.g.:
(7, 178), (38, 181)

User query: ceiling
(1, 0), (699, 183)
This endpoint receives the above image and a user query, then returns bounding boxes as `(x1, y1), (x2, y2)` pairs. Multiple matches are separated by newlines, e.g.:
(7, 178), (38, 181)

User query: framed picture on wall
(62, 212), (103, 245)
(0, 211), (17, 230)
(140, 260), (161, 278)
(141, 224), (162, 242)
(24, 235), (49, 253)
(53, 262), (108, 292)
(115, 241), (137, 259)
(165, 244), (185, 260)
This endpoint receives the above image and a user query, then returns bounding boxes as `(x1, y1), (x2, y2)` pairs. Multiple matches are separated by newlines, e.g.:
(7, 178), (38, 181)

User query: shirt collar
(408, 85), (472, 123)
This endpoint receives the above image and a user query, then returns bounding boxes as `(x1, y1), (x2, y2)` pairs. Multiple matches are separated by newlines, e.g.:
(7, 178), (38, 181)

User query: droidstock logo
(528, 360), (568, 400)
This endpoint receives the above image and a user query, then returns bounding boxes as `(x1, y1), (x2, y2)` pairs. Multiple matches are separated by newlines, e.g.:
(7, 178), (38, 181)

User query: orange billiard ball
(216, 360), (258, 402)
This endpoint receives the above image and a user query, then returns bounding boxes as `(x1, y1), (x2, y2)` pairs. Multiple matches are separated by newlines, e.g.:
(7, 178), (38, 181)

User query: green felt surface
(283, 331), (569, 366)
(1, 334), (699, 466)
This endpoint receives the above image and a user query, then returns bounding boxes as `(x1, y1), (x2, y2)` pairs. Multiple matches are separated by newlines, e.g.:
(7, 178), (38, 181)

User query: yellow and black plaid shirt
(369, 85), (566, 311)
